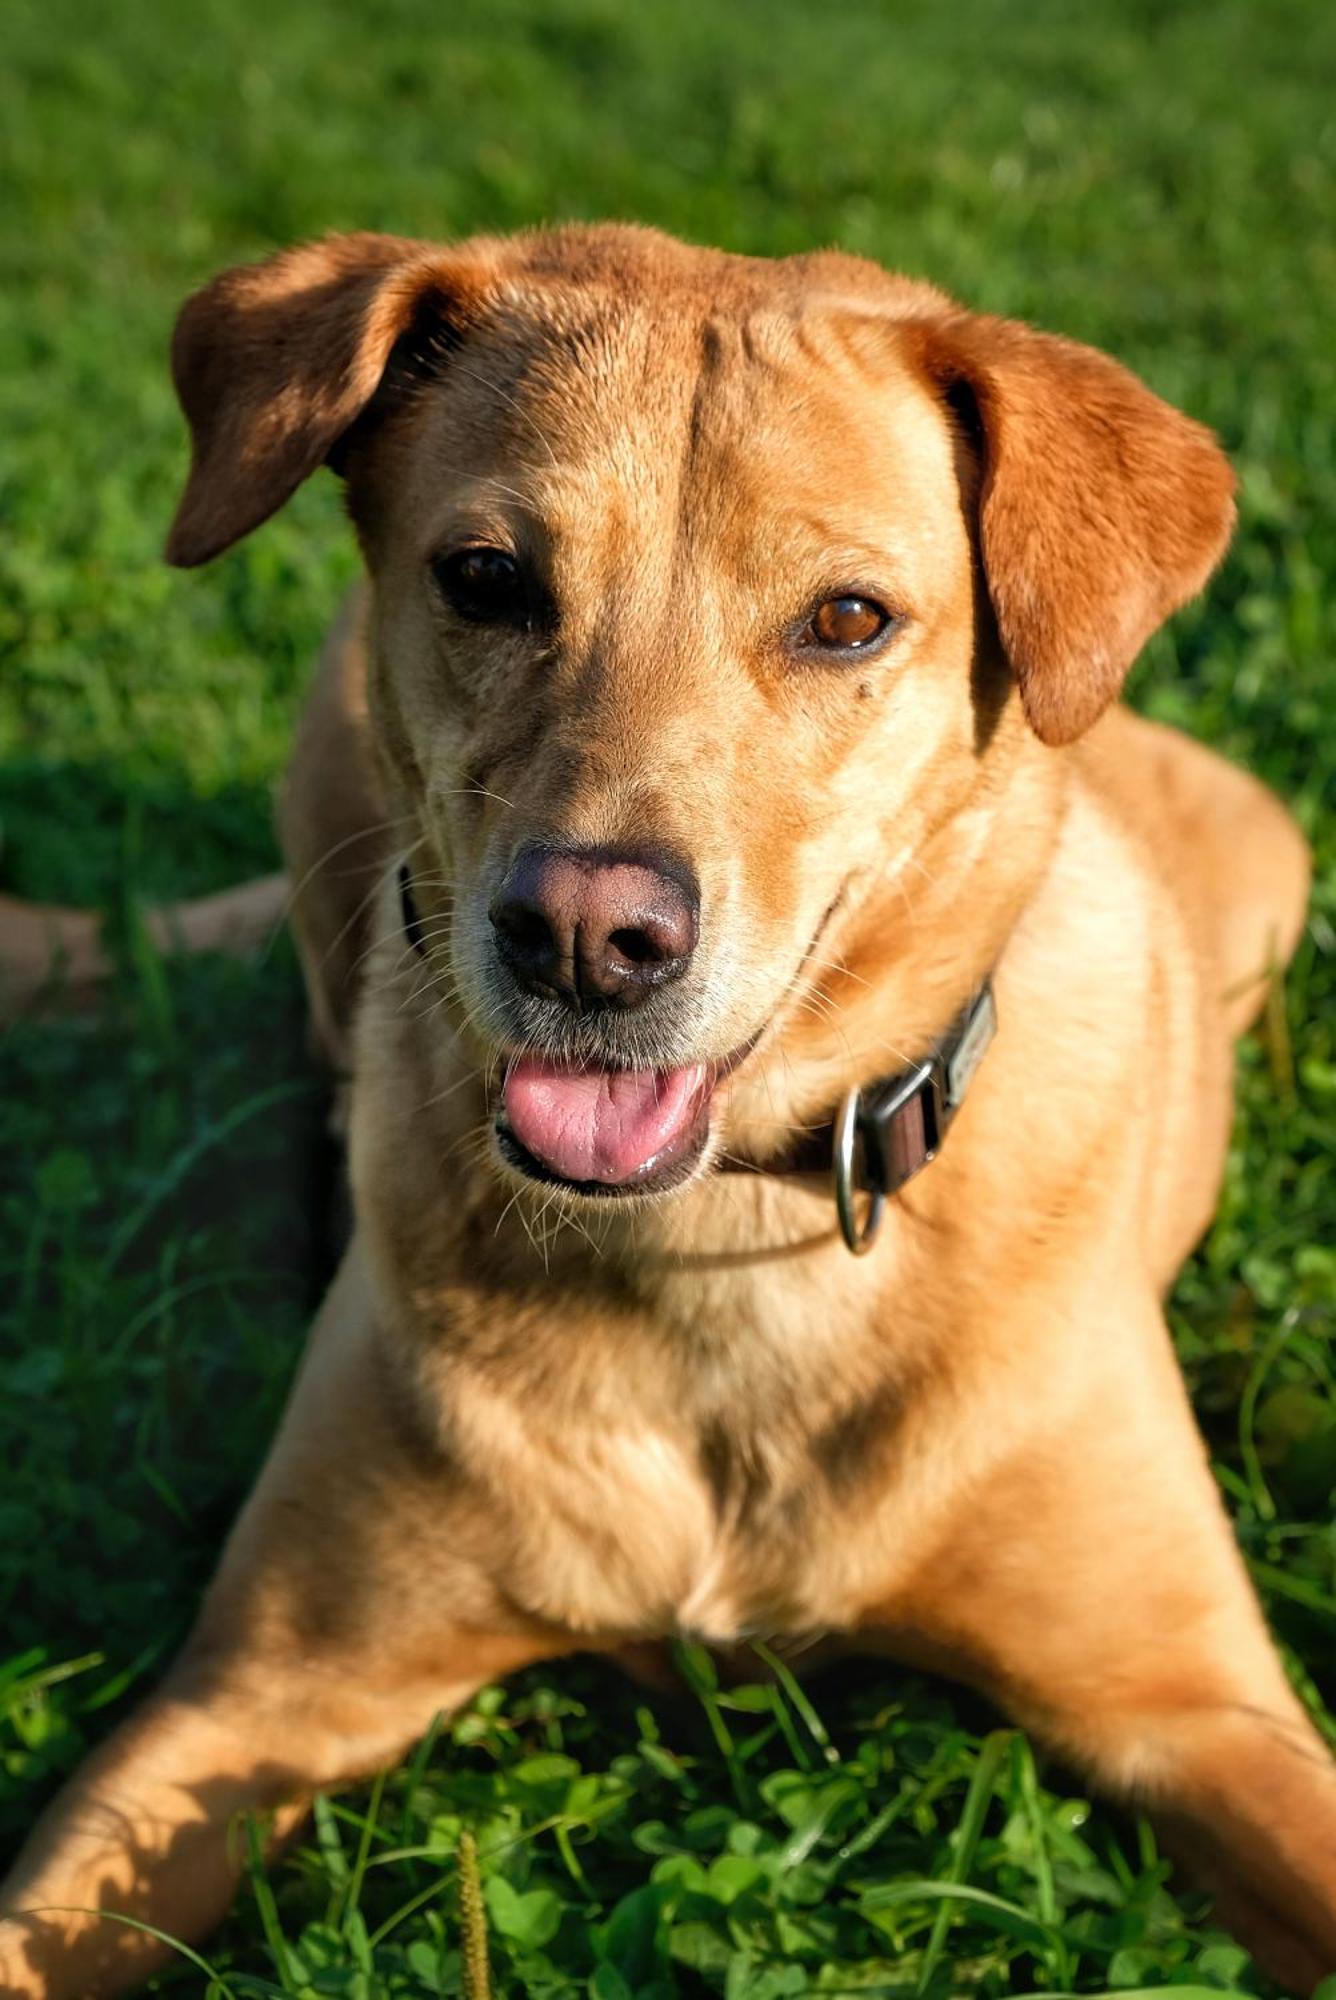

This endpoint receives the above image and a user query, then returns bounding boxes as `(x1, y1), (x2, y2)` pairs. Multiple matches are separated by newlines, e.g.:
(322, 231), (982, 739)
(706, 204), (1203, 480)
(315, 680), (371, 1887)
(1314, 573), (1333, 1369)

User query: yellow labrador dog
(3, 224), (1332, 1998)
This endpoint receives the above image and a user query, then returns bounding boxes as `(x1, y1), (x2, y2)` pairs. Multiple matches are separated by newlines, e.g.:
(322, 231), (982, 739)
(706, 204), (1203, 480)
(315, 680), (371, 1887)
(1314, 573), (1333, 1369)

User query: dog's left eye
(806, 596), (892, 651)
(432, 547), (529, 625)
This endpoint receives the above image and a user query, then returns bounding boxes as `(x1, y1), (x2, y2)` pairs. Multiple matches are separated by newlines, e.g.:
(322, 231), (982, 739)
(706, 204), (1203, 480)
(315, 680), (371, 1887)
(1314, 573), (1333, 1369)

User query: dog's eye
(432, 547), (528, 625)
(807, 596), (891, 651)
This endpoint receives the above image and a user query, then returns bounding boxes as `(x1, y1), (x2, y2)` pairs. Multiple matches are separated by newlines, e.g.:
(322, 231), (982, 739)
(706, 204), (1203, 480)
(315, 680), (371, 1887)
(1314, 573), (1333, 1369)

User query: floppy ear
(909, 313), (1236, 745)
(164, 232), (494, 567)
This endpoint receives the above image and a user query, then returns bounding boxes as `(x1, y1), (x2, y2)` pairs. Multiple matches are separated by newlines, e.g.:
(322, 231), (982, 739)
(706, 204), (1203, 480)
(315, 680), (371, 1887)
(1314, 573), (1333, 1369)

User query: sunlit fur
(3, 225), (1331, 2000)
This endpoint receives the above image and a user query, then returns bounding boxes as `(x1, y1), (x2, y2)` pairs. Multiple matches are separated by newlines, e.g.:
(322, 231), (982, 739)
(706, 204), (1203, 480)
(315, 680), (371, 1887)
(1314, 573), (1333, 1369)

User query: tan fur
(2, 224), (1329, 1999)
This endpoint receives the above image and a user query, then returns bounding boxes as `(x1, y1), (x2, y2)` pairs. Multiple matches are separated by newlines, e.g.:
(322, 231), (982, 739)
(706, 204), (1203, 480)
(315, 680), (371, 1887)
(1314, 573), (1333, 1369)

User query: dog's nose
(490, 844), (698, 1009)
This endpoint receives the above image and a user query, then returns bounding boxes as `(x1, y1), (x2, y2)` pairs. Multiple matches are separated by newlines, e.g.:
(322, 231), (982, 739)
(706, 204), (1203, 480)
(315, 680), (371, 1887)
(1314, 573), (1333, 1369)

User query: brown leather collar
(399, 864), (996, 1255)
(717, 983), (998, 1253)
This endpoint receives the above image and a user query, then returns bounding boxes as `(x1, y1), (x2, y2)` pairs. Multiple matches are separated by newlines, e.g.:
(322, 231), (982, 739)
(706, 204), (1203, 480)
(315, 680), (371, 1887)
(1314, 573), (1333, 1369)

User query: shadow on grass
(0, 756), (282, 911)
(0, 836), (342, 1857)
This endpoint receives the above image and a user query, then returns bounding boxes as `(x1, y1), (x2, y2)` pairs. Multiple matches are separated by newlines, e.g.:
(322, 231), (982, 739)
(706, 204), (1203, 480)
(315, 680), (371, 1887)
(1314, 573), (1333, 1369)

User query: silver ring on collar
(833, 1085), (884, 1256)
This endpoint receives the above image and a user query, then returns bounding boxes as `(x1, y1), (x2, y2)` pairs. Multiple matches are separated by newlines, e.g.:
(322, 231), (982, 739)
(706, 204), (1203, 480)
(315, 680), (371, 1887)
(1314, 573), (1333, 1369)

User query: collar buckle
(834, 1059), (941, 1256)
(832, 984), (997, 1256)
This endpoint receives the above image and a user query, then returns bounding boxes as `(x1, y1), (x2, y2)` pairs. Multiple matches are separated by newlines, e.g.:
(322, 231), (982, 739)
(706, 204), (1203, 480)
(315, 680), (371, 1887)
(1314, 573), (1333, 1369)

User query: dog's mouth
(495, 1049), (747, 1198)
(487, 893), (850, 1200)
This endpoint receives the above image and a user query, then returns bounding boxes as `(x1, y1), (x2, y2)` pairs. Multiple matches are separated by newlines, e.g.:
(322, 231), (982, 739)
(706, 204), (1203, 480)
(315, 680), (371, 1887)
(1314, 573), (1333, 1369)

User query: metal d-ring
(833, 1085), (884, 1256)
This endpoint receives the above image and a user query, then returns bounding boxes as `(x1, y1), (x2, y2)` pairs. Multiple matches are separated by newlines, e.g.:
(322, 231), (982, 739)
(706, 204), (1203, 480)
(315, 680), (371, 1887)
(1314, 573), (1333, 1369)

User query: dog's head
(167, 225), (1234, 1203)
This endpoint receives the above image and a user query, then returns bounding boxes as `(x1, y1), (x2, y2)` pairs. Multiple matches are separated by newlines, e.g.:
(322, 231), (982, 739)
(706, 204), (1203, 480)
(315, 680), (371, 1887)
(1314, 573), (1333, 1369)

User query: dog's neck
(717, 719), (1064, 1155)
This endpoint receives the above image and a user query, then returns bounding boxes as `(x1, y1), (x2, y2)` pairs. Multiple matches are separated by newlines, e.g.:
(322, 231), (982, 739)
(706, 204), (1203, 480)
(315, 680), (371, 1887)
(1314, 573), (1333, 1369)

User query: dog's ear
(907, 313), (1236, 745)
(165, 232), (494, 568)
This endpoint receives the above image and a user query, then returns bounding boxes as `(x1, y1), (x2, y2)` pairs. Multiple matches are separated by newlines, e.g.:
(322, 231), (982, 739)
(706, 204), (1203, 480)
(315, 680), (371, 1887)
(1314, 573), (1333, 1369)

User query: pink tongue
(503, 1058), (710, 1184)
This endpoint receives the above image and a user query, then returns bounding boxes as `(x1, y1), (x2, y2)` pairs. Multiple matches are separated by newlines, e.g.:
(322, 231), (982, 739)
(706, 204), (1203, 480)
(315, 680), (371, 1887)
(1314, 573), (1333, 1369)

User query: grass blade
(752, 1638), (840, 1765)
(457, 1828), (491, 2000)
(244, 1814), (295, 1991)
(915, 1728), (1013, 1995)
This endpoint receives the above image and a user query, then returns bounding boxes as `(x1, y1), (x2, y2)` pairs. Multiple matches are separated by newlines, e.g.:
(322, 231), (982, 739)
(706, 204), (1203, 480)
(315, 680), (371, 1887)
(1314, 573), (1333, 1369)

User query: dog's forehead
(414, 225), (948, 441)
(484, 262), (935, 421)
(416, 253), (958, 546)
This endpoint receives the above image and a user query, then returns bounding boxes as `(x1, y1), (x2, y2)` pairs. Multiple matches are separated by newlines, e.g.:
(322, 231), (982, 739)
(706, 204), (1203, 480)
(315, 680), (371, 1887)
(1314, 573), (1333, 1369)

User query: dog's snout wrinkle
(490, 842), (699, 1011)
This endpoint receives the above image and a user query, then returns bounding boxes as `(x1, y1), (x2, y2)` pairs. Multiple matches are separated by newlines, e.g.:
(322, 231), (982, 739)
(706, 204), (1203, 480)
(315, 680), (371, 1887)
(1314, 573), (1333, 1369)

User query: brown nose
(489, 843), (699, 1010)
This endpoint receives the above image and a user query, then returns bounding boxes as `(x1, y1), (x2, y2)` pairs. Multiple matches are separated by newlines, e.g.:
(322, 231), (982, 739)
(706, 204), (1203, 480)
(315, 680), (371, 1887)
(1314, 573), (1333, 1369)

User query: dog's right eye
(432, 547), (529, 625)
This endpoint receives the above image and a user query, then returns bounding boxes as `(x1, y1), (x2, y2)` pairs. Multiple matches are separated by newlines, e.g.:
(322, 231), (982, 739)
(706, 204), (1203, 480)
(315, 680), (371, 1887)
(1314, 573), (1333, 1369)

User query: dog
(2, 223), (1332, 1998)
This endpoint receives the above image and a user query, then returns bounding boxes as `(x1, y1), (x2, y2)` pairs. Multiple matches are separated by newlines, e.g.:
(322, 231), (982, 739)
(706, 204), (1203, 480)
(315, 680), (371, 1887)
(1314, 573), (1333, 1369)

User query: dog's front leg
(864, 1303), (1336, 1994)
(0, 1245), (566, 1999)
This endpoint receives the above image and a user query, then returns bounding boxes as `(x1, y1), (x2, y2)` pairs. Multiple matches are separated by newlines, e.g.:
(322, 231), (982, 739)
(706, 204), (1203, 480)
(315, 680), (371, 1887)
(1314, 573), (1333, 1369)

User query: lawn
(2, 0), (1335, 1993)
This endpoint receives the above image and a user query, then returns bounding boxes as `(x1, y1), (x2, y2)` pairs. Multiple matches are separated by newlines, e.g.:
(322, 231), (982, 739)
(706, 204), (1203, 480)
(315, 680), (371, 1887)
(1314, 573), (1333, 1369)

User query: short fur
(3, 224), (1331, 1999)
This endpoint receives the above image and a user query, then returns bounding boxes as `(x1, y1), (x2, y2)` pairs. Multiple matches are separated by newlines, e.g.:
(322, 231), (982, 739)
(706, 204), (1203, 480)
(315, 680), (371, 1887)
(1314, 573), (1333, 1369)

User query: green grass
(2, 0), (1335, 1993)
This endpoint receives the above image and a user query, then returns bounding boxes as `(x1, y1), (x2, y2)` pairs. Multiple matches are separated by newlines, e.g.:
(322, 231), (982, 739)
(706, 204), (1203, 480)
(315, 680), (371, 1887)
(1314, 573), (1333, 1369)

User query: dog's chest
(503, 1412), (844, 1642)
(439, 1310), (907, 1645)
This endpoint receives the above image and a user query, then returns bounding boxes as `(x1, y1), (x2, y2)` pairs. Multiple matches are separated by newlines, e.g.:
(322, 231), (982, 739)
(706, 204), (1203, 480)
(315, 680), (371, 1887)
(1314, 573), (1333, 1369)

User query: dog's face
(356, 277), (989, 1194)
(166, 225), (1235, 1202)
